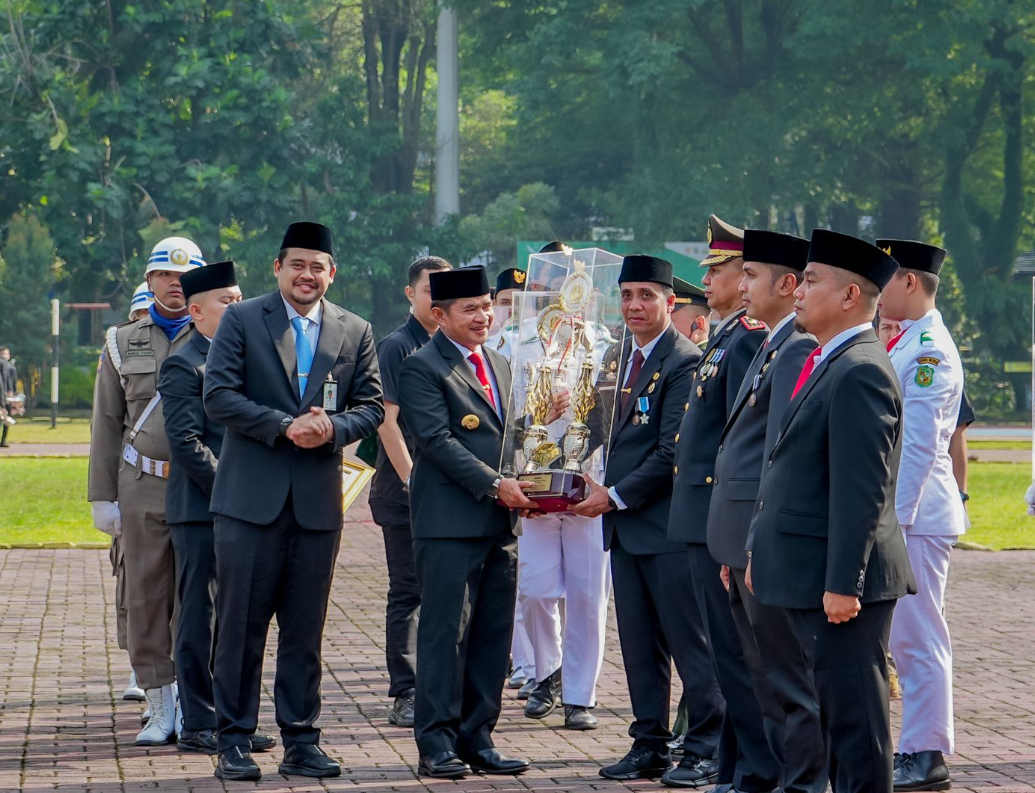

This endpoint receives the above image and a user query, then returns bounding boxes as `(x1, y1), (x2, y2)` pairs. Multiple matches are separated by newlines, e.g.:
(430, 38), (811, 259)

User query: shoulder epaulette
(740, 316), (767, 332)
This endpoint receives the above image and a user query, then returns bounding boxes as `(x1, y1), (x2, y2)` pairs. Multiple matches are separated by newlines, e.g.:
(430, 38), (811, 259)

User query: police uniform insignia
(607, 360), (618, 380)
(917, 356), (941, 366)
(707, 226), (713, 244)
(129, 339), (150, 347)
(632, 414), (640, 425)
(881, 245), (893, 256)
(915, 365), (935, 388)
(461, 414), (480, 430)
(748, 393), (757, 406)
(697, 385), (704, 398)
(740, 316), (766, 331)
(652, 372), (660, 380)
(169, 248), (190, 267)
(514, 270), (526, 284)
(647, 383), (656, 394)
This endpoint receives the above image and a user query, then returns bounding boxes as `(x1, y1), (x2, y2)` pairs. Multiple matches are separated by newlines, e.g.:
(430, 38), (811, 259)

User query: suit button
(674, 466), (679, 475)
(675, 433), (680, 443)
(684, 402), (689, 411)
(758, 501), (764, 510)
(767, 460), (773, 469)
(718, 444), (723, 453)
(609, 450), (616, 459)
(705, 476), (713, 484)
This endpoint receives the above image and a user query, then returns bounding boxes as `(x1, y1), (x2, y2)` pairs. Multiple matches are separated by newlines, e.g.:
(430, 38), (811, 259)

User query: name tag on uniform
(122, 445), (139, 466)
(322, 379), (338, 412)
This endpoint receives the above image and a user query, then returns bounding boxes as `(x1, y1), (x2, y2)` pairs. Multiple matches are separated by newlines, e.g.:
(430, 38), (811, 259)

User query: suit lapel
(301, 300), (347, 408)
(486, 348), (511, 425)
(614, 326), (675, 434)
(434, 333), (502, 421)
(723, 320), (796, 437)
(263, 293), (298, 399)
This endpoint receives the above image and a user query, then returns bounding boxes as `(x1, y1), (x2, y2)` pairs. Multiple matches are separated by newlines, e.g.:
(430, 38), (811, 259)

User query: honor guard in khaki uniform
(89, 236), (206, 745)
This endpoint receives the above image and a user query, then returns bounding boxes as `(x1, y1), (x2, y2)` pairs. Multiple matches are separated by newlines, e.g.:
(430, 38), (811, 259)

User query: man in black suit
(707, 230), (825, 793)
(399, 266), (538, 780)
(203, 222), (384, 782)
(747, 229), (916, 793)
(568, 255), (723, 783)
(669, 215), (774, 791)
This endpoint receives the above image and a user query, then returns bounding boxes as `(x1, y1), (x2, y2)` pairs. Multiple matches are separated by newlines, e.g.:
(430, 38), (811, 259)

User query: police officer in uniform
(747, 229), (916, 793)
(877, 239), (964, 792)
(669, 216), (775, 791)
(370, 255), (452, 729)
(707, 230), (825, 793)
(89, 236), (206, 745)
(569, 256), (723, 782)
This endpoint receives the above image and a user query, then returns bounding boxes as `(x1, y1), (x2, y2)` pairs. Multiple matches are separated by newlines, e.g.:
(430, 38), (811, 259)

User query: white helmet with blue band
(145, 236), (206, 275)
(128, 282), (154, 319)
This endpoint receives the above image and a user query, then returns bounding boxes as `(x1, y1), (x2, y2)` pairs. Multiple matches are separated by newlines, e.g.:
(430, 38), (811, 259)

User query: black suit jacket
(602, 324), (702, 555)
(160, 334), (226, 525)
(748, 328), (916, 609)
(668, 310), (767, 544)
(706, 320), (817, 568)
(203, 291), (384, 531)
(399, 332), (517, 540)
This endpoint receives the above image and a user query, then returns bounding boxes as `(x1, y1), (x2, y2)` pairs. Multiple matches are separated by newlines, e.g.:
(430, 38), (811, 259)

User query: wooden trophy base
(498, 471), (587, 512)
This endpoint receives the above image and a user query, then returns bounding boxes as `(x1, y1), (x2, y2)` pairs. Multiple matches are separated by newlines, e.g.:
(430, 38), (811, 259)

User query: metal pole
(50, 298), (59, 429)
(435, 2), (460, 224)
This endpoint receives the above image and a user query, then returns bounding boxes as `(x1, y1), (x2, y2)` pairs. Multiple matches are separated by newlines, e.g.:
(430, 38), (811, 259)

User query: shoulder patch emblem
(915, 364), (935, 388)
(740, 316), (767, 331)
(919, 331), (934, 345)
(917, 356), (941, 366)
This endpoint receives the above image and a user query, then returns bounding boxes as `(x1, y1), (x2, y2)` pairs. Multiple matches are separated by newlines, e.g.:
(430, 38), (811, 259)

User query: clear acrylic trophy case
(498, 247), (627, 511)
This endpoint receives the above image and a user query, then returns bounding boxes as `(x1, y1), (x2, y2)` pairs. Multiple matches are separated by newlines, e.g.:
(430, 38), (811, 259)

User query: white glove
(91, 501), (122, 537)
(1025, 482), (1035, 517)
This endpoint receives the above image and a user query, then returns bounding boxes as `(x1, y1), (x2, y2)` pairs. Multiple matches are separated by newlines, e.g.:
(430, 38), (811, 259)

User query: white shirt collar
(447, 335), (484, 360)
(630, 324), (668, 361)
(816, 322), (873, 366)
(767, 312), (796, 341)
(282, 296), (322, 326)
(898, 307), (939, 334)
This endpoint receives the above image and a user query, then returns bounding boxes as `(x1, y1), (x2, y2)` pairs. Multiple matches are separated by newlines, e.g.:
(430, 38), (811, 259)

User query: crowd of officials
(87, 217), (969, 792)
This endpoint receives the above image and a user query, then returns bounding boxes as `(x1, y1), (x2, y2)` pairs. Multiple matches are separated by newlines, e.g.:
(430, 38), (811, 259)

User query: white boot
(135, 685), (176, 745)
(140, 705), (150, 726)
(123, 671), (145, 702)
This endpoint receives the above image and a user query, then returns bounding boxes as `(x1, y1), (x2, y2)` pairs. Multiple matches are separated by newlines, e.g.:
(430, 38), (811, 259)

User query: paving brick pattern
(1, 497), (1033, 792)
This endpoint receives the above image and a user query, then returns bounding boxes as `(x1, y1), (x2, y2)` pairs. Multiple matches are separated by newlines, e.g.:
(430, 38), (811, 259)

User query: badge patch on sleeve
(917, 356), (941, 366)
(915, 364), (935, 388)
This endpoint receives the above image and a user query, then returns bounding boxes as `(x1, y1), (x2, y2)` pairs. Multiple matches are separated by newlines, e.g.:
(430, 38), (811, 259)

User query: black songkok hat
(807, 229), (900, 290)
(181, 261), (238, 301)
(619, 255), (674, 288)
(673, 276), (708, 308)
(875, 239), (946, 276)
(430, 266), (491, 301)
(743, 229), (810, 272)
(496, 268), (527, 294)
(539, 241), (568, 254)
(280, 221), (334, 257)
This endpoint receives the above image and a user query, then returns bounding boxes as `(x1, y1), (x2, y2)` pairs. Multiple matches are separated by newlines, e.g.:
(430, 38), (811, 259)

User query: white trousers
(511, 586), (535, 679)
(889, 533), (955, 754)
(517, 512), (611, 707)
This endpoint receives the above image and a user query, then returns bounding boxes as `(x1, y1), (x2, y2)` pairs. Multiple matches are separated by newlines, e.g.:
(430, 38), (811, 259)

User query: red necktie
(886, 330), (906, 352)
(791, 347), (822, 399)
(621, 350), (645, 413)
(469, 352), (496, 409)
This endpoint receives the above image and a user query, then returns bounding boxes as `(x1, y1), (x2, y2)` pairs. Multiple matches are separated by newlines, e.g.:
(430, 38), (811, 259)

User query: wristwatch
(607, 494), (618, 511)
(487, 476), (503, 499)
(278, 415), (294, 437)
(960, 491), (970, 503)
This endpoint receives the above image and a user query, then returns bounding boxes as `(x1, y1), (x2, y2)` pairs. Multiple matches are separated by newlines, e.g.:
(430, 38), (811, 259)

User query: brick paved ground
(1, 496), (1033, 793)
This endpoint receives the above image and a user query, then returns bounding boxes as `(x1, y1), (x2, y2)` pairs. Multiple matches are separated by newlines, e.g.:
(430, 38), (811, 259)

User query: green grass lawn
(0, 458), (1032, 550)
(968, 439), (1032, 451)
(5, 416), (92, 445)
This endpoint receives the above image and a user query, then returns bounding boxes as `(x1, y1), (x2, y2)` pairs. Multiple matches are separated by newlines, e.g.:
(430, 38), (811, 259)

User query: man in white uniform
(877, 238), (965, 792)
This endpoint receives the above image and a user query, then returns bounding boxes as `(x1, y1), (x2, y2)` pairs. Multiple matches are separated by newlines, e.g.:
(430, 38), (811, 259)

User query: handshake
(285, 406), (336, 449)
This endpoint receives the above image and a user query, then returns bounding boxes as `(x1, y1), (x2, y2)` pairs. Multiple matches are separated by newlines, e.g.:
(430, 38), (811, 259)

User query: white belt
(123, 443), (170, 480)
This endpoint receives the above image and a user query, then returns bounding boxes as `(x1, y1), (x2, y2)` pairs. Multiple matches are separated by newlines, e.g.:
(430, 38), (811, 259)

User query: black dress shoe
(249, 731), (277, 752)
(894, 750), (951, 791)
(177, 728), (217, 754)
(461, 748), (531, 775)
(524, 668), (562, 719)
(564, 705), (598, 730)
(600, 745), (673, 780)
(278, 743), (342, 778)
(418, 750), (471, 779)
(660, 753), (720, 788)
(214, 746), (261, 781)
(388, 688), (415, 727)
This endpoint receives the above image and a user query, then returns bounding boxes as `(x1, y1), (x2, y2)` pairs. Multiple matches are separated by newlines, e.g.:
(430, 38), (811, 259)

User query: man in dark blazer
(747, 229), (916, 793)
(668, 215), (774, 791)
(398, 266), (538, 780)
(569, 255), (723, 782)
(203, 222), (384, 782)
(707, 230), (825, 793)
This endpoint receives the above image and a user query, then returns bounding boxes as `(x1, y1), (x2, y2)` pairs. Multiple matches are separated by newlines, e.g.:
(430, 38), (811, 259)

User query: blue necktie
(291, 316), (316, 399)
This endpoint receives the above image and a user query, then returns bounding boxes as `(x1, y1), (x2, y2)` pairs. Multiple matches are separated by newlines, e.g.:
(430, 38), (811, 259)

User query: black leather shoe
(461, 748), (531, 775)
(524, 668), (562, 719)
(600, 745), (673, 780)
(249, 731), (276, 752)
(660, 753), (720, 788)
(177, 728), (217, 754)
(517, 678), (536, 700)
(214, 746), (261, 781)
(418, 750), (471, 779)
(388, 688), (415, 727)
(564, 705), (598, 730)
(894, 750), (951, 791)
(278, 743), (342, 778)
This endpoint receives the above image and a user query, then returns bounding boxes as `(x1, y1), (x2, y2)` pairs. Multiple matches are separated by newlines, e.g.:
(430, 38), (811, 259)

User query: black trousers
(688, 545), (779, 793)
(412, 533), (516, 758)
(610, 539), (724, 760)
(212, 505), (340, 752)
(731, 566), (828, 793)
(170, 521), (217, 732)
(789, 600), (897, 793)
(381, 521), (420, 697)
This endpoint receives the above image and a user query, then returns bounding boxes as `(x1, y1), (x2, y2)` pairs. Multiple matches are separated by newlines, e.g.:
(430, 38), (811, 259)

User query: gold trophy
(562, 361), (596, 472)
(521, 364), (560, 473)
